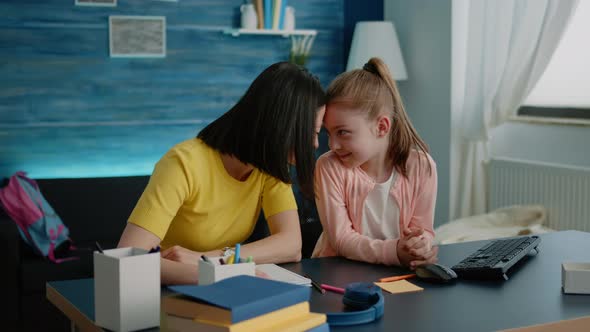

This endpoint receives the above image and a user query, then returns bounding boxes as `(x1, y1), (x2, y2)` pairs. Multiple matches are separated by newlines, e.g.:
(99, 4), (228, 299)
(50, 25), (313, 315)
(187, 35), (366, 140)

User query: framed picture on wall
(109, 16), (166, 58)
(75, 0), (117, 6)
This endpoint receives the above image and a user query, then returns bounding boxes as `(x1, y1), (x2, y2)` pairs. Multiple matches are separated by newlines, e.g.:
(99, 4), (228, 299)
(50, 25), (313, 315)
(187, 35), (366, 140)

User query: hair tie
(363, 62), (377, 74)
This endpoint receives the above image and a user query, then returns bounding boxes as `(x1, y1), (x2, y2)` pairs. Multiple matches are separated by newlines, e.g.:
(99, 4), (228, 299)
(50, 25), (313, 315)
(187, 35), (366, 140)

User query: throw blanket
(435, 205), (554, 244)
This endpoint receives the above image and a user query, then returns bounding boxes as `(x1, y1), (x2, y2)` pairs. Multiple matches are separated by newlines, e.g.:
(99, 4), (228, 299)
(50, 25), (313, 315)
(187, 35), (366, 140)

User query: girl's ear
(376, 115), (391, 137)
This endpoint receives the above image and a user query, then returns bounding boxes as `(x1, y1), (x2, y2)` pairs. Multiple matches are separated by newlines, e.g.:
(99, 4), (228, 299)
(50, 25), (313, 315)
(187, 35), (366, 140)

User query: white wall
(385, 0), (452, 226)
(490, 122), (590, 168)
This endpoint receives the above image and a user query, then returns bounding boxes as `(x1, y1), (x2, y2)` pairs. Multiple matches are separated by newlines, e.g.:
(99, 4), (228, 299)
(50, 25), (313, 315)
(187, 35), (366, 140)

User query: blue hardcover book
(167, 275), (310, 324)
(264, 0), (272, 29)
(279, 0), (287, 30)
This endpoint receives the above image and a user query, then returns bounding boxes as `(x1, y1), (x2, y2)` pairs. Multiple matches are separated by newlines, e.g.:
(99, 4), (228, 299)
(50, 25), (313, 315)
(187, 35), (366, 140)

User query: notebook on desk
(256, 264), (311, 286)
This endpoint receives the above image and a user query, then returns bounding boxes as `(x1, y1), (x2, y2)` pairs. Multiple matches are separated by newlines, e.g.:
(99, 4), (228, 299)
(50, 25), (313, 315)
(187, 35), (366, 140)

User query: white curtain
(452, 0), (579, 220)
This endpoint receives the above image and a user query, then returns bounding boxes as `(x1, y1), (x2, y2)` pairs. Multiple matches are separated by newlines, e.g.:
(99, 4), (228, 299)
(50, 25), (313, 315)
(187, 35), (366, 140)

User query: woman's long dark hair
(198, 62), (325, 197)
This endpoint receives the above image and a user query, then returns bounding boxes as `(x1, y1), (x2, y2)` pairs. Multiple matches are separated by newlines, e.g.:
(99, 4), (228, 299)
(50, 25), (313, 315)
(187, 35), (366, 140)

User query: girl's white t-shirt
(361, 170), (400, 240)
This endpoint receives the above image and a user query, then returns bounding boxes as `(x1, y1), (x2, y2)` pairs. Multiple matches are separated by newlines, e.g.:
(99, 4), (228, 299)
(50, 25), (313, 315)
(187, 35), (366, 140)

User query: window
(518, 2), (590, 120)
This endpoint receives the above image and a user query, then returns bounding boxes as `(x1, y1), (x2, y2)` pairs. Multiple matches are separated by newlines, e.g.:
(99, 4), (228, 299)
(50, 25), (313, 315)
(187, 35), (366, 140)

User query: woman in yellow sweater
(117, 62), (326, 284)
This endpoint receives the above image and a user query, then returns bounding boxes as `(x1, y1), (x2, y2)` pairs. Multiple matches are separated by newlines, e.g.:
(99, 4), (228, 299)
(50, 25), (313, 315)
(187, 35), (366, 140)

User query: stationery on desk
(94, 247), (160, 331)
(374, 279), (424, 294)
(379, 273), (416, 283)
(304, 274), (326, 294)
(198, 255), (255, 285)
(234, 243), (241, 264)
(320, 284), (345, 294)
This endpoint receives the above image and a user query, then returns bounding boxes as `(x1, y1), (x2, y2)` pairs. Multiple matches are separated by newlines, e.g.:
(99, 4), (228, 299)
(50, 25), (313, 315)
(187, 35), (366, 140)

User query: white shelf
(223, 28), (317, 38)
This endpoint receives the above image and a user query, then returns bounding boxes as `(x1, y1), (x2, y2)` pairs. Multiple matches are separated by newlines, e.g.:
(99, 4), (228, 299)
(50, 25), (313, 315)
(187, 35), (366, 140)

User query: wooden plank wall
(0, 0), (344, 179)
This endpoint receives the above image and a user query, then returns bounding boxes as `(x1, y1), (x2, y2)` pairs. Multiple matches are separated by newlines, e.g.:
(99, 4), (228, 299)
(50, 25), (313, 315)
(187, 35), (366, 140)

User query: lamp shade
(346, 21), (407, 80)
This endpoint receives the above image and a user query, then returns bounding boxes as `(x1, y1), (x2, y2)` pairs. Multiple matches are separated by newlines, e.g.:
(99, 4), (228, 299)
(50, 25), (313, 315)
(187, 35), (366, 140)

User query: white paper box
(562, 262), (590, 294)
(198, 256), (255, 285)
(94, 248), (160, 331)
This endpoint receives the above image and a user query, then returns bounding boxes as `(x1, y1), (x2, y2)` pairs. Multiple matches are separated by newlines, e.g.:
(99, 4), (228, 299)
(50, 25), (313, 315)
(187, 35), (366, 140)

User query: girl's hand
(403, 227), (432, 257)
(397, 228), (423, 266)
(397, 228), (438, 268)
(161, 245), (202, 265)
(408, 246), (439, 268)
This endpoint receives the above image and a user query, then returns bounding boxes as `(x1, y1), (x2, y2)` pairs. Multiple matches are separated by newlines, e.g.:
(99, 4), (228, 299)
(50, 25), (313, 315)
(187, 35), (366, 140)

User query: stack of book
(253, 0), (289, 30)
(163, 275), (328, 332)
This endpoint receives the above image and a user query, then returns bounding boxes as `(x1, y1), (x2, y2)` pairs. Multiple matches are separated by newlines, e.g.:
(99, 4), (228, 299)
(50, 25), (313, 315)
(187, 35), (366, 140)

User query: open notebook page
(256, 264), (312, 286)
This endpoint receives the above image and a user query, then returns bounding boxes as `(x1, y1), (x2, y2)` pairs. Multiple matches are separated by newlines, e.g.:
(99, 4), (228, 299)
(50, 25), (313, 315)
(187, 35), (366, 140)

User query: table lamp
(346, 21), (407, 80)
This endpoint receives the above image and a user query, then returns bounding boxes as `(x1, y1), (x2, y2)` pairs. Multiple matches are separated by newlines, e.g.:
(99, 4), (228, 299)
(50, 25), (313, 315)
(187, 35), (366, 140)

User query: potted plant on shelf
(289, 34), (315, 66)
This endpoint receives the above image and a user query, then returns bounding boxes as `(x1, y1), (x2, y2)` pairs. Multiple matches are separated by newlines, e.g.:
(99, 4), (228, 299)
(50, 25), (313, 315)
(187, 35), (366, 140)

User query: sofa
(0, 175), (322, 332)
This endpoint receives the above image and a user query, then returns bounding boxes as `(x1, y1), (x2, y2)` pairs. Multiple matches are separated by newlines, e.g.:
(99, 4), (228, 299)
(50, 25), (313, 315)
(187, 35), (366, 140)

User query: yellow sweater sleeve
(261, 175), (297, 219)
(128, 150), (193, 240)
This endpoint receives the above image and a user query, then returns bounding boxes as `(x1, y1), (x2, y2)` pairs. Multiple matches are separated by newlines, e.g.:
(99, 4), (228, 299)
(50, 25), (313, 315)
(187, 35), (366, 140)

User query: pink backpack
(0, 171), (77, 263)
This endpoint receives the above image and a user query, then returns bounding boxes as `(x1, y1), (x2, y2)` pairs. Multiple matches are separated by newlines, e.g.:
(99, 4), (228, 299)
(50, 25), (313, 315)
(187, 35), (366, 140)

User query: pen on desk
(304, 274), (326, 294)
(200, 255), (211, 263)
(95, 241), (104, 254)
(379, 273), (416, 283)
(234, 243), (241, 264)
(321, 284), (346, 294)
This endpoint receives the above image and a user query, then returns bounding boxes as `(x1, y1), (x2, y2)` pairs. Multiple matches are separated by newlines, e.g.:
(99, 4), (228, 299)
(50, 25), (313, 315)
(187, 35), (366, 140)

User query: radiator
(488, 158), (590, 232)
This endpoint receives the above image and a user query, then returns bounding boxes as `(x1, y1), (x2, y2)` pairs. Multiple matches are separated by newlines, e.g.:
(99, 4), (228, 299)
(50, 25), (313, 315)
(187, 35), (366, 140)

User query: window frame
(517, 106), (590, 120)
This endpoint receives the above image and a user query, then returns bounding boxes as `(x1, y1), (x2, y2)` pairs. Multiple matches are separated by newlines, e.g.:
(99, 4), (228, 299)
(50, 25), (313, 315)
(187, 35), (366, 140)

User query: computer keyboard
(451, 235), (541, 280)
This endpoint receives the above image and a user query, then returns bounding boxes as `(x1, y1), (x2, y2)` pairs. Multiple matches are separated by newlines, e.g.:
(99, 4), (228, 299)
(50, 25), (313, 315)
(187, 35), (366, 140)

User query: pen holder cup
(94, 247), (160, 332)
(198, 256), (255, 285)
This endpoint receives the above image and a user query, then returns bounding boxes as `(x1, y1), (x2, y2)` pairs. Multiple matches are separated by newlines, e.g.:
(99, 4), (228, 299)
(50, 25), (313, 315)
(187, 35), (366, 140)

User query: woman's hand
(161, 245), (203, 266)
(397, 228), (439, 268)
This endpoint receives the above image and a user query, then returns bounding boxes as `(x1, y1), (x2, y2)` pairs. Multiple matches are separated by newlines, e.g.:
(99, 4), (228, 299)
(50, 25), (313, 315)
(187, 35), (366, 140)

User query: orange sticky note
(374, 279), (424, 294)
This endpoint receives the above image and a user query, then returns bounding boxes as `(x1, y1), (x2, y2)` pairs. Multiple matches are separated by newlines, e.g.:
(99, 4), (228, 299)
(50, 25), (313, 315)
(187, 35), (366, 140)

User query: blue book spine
(279, 0), (287, 30)
(264, 0), (272, 29)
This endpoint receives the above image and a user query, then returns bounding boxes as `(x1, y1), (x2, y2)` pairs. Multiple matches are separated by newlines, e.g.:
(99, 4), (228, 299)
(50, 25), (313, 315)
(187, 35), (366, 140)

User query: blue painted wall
(0, 0), (344, 179)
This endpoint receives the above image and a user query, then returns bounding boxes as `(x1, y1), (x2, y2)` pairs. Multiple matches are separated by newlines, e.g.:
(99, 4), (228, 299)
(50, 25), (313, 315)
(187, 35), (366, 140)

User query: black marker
(304, 274), (326, 294)
(95, 241), (104, 254)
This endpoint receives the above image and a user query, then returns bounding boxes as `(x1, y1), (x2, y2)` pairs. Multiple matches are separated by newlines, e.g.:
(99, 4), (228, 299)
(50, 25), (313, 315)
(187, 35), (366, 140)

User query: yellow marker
(227, 254), (235, 264)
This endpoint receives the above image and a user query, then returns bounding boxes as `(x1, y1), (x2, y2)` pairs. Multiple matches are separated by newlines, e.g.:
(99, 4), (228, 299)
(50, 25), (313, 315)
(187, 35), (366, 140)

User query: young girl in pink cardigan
(312, 57), (438, 268)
